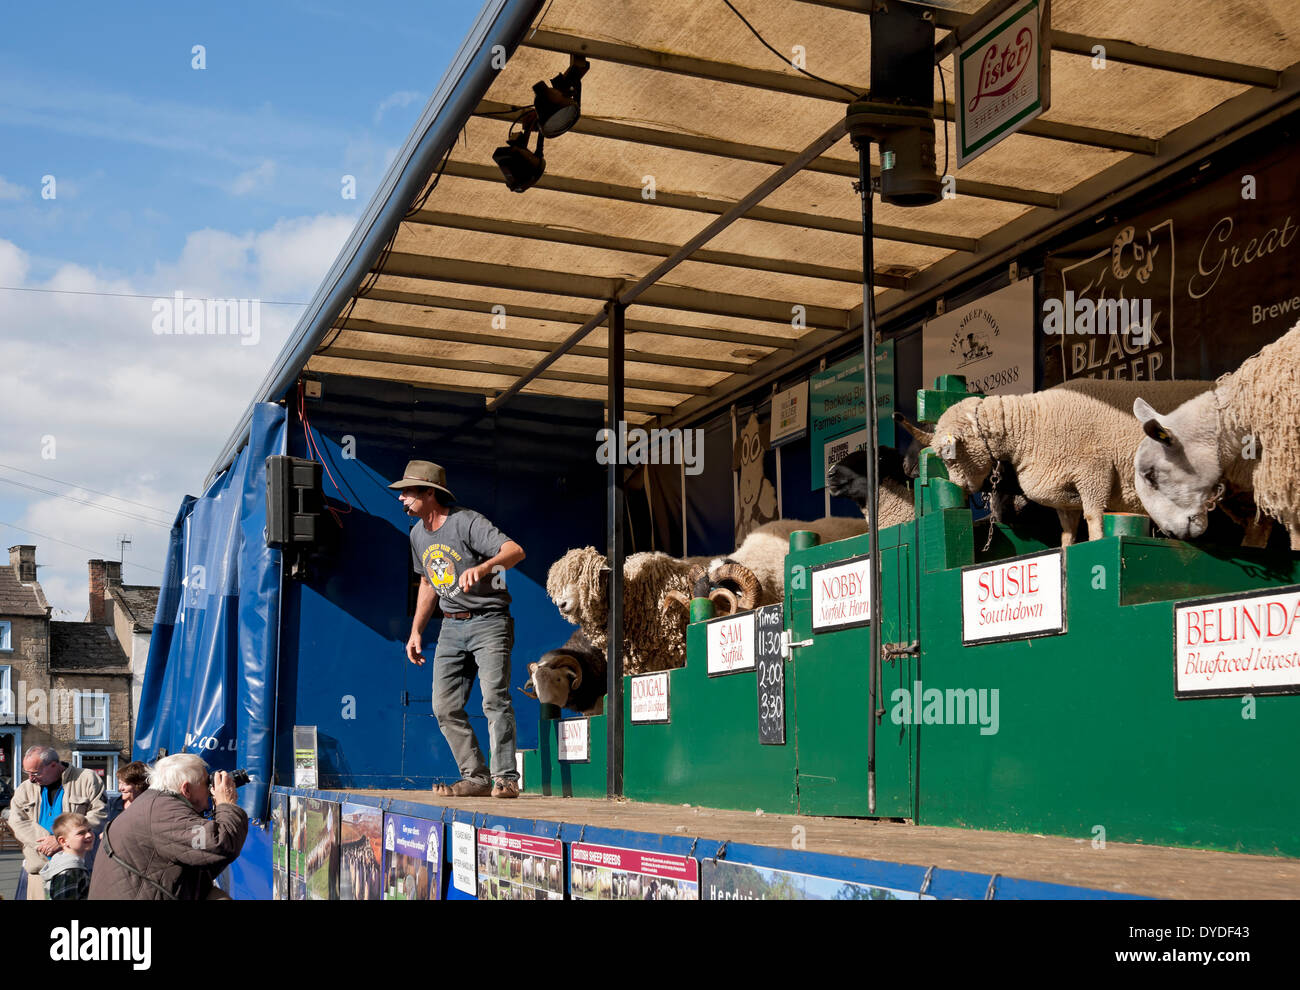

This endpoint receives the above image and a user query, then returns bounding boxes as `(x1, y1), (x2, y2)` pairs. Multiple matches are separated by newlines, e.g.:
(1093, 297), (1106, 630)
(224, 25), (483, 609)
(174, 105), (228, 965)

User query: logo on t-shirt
(421, 544), (463, 593)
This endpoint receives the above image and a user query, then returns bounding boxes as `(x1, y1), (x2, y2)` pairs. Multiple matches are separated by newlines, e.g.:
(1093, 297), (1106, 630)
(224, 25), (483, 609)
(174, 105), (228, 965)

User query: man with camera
(89, 753), (248, 900)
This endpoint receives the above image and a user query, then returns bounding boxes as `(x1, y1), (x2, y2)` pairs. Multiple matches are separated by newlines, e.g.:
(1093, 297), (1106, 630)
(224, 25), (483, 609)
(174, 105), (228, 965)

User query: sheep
(547, 547), (716, 673)
(930, 378), (1215, 545)
(521, 627), (608, 715)
(1133, 321), (1300, 550)
(825, 447), (915, 528)
(704, 516), (869, 608)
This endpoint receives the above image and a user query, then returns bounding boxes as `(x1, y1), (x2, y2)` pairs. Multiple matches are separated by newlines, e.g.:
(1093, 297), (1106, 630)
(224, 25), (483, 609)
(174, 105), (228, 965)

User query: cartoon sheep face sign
(733, 412), (778, 546)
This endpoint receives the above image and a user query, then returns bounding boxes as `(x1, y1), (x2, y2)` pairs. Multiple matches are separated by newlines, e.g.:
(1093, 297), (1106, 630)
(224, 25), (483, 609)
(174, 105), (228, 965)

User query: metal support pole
(852, 137), (883, 817)
(606, 300), (626, 798)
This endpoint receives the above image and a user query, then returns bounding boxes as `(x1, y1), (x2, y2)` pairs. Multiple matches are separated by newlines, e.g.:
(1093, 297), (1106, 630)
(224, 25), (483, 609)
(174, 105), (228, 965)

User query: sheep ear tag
(1142, 418), (1174, 447)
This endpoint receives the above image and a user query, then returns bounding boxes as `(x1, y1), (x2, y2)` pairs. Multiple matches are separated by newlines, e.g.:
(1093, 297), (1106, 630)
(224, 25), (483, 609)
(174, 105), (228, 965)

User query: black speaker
(266, 456), (324, 549)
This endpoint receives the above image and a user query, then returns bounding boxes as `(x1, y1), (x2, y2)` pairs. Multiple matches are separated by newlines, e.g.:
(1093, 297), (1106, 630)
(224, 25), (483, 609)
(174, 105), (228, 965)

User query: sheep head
(527, 654), (584, 708)
(546, 547), (610, 628)
(710, 560), (761, 611)
(931, 396), (995, 494)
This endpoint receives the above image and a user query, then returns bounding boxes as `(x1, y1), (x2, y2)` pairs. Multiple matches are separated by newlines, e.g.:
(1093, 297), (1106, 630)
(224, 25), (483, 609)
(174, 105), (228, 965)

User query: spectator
(105, 761), (150, 823)
(89, 753), (247, 900)
(9, 746), (107, 900)
(40, 812), (94, 901)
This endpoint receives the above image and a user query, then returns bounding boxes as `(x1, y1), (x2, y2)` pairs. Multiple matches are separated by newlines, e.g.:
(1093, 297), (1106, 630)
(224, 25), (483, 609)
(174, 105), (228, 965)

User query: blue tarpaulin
(134, 403), (286, 818)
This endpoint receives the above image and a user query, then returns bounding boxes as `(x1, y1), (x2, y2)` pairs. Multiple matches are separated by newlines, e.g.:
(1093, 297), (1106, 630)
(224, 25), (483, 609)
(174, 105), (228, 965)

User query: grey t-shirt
(409, 506), (513, 615)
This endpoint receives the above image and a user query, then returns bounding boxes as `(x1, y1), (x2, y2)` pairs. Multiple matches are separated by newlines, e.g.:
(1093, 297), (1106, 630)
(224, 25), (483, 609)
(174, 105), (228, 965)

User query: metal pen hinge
(780, 629), (815, 659)
(882, 641), (919, 662)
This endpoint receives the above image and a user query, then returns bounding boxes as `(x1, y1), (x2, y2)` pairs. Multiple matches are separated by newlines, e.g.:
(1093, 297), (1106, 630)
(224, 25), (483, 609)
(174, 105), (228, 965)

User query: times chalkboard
(755, 603), (785, 745)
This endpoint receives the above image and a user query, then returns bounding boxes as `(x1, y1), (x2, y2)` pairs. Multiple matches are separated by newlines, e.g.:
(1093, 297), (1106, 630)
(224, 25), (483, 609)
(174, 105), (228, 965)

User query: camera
(209, 768), (252, 788)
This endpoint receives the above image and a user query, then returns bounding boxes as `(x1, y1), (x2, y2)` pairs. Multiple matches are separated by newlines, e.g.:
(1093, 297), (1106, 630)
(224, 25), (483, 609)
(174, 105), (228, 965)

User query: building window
(0, 665), (10, 718)
(0, 621), (11, 651)
(75, 692), (110, 742)
(74, 752), (117, 784)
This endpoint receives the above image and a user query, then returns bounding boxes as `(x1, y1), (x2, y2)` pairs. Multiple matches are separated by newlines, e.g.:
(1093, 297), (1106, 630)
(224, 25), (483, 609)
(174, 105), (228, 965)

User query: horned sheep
(930, 378), (1215, 545)
(1134, 321), (1300, 550)
(522, 627), (608, 716)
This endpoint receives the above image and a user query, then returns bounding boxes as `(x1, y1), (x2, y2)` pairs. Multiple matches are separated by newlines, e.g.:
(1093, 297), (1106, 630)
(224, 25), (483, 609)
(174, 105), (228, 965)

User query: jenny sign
(956, 0), (1049, 167)
(706, 611), (756, 676)
(961, 549), (1065, 645)
(557, 717), (590, 762)
(811, 555), (873, 632)
(1174, 586), (1300, 699)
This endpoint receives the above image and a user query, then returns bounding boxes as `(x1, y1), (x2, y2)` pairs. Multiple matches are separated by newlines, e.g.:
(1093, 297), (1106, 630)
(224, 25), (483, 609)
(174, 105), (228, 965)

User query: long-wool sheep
(546, 548), (712, 674)
(931, 378), (1214, 545)
(707, 516), (869, 606)
(1134, 321), (1300, 549)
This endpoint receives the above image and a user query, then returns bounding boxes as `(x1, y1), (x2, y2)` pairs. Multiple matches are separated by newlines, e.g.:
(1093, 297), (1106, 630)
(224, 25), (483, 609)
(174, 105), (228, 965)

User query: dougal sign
(1174, 586), (1300, 698)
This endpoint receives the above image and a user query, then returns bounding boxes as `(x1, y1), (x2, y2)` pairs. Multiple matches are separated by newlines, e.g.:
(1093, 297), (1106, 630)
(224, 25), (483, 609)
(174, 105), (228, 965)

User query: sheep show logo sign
(922, 279), (1034, 397)
(811, 554), (873, 632)
(956, 0), (1049, 167)
(1174, 586), (1300, 699)
(960, 550), (1065, 645)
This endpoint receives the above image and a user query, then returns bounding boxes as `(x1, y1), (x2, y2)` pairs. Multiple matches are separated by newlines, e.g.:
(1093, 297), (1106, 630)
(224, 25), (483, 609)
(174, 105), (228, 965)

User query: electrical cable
(0, 520), (164, 575)
(938, 61), (950, 181)
(297, 379), (353, 526)
(0, 476), (171, 529)
(0, 285), (309, 306)
(0, 462), (172, 514)
(721, 0), (864, 100)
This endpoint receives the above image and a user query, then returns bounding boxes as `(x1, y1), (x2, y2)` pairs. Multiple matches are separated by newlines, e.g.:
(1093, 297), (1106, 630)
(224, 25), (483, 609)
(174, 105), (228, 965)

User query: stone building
(0, 546), (156, 793)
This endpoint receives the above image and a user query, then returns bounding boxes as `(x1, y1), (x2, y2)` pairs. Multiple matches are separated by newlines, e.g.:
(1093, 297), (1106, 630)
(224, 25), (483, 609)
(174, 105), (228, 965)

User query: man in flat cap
(392, 461), (526, 798)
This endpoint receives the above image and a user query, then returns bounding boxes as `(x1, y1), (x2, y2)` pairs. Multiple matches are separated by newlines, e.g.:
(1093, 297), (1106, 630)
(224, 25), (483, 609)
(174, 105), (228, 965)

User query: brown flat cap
(388, 460), (456, 501)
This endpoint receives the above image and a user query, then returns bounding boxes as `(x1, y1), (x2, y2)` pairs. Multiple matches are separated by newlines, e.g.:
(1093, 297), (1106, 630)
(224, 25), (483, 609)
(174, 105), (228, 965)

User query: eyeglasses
(24, 763), (53, 779)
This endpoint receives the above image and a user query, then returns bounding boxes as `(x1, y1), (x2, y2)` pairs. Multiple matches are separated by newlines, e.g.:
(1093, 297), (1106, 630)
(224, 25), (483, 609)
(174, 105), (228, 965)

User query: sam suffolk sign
(1174, 586), (1300, 698)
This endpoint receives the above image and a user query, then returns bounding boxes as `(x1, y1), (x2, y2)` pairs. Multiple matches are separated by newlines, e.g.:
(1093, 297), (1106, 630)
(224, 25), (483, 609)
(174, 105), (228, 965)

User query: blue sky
(0, 0), (483, 613)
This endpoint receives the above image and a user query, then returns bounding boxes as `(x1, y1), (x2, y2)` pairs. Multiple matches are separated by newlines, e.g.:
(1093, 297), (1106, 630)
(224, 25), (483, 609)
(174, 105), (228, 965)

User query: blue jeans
(431, 613), (517, 783)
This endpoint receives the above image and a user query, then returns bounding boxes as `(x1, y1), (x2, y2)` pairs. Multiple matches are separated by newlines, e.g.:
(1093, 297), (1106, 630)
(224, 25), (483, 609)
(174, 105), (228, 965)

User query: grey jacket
(88, 788), (248, 900)
(9, 763), (107, 874)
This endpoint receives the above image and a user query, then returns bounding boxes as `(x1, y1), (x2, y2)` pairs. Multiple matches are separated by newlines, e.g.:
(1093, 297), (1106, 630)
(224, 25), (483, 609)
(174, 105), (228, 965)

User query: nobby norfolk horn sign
(961, 549), (1065, 645)
(1174, 585), (1300, 699)
(811, 555), (872, 632)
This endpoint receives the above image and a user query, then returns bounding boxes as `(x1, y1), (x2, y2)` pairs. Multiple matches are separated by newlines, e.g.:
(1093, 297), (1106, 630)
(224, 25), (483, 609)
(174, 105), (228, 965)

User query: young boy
(40, 812), (95, 900)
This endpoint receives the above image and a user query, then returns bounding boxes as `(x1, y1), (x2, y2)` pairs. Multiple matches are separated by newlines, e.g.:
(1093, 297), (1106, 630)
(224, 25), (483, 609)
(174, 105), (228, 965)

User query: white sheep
(546, 547), (713, 674)
(931, 378), (1214, 545)
(705, 516), (869, 607)
(1134, 321), (1300, 550)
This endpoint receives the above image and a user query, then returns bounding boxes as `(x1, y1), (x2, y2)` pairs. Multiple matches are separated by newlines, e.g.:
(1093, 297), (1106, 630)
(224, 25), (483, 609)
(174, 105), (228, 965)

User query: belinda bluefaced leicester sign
(811, 555), (873, 632)
(706, 610), (756, 676)
(961, 549), (1065, 645)
(1174, 586), (1300, 699)
(955, 0), (1049, 167)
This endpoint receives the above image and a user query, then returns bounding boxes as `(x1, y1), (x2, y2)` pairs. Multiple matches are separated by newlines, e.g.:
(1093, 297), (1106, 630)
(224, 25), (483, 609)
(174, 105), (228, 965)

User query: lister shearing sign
(956, 0), (1050, 167)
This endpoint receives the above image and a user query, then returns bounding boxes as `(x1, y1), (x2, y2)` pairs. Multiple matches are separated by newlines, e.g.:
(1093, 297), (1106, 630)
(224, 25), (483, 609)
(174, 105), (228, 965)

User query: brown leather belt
(444, 611), (474, 620)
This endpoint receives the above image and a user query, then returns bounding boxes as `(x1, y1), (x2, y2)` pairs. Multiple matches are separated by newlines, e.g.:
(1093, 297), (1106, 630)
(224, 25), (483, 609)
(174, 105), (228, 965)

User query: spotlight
(493, 110), (546, 192)
(532, 54), (590, 138)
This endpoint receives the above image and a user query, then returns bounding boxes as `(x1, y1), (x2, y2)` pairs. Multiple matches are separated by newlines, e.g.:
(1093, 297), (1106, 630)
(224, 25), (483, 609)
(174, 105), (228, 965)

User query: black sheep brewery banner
(1043, 128), (1300, 384)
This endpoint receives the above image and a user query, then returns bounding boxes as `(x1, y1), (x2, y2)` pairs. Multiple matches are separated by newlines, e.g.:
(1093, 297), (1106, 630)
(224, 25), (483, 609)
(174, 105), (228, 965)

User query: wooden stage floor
(338, 789), (1300, 899)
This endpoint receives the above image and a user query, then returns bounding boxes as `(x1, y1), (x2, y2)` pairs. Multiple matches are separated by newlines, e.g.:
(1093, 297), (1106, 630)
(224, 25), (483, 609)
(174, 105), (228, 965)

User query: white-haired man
(88, 754), (248, 900)
(10, 745), (106, 900)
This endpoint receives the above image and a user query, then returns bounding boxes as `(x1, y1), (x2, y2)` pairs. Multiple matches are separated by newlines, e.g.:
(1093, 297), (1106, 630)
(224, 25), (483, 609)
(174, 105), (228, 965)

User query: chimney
(88, 559), (117, 625)
(8, 545), (36, 583)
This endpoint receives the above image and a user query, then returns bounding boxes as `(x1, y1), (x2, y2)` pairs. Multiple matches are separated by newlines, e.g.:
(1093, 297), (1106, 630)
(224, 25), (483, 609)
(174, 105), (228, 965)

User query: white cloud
(0, 213), (355, 614)
(0, 175), (25, 201)
(374, 89), (423, 124)
(230, 160), (277, 196)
